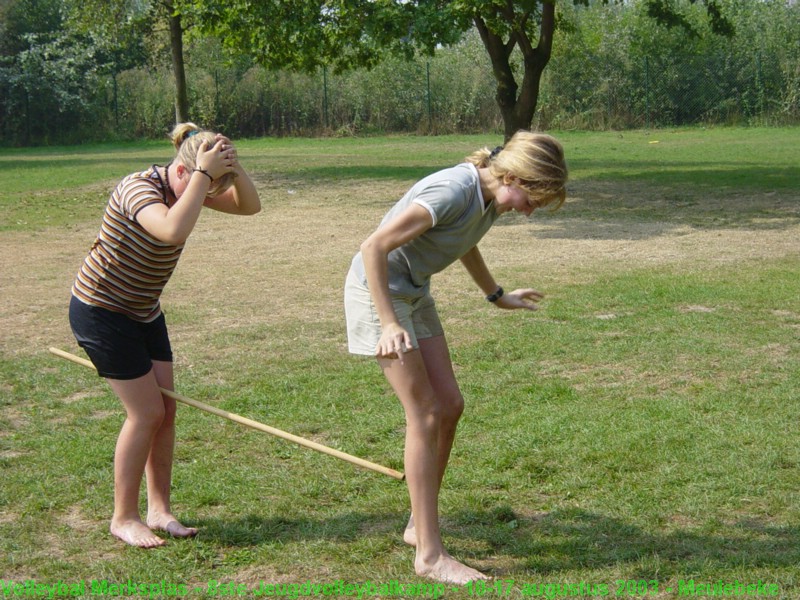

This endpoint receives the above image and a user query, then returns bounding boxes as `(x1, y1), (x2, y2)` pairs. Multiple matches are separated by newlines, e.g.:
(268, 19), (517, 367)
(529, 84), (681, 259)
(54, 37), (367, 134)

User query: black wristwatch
(486, 286), (504, 303)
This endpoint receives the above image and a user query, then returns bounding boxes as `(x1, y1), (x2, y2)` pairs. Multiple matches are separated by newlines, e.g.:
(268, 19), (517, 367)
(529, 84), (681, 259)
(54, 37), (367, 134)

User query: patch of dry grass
(2, 132), (799, 596)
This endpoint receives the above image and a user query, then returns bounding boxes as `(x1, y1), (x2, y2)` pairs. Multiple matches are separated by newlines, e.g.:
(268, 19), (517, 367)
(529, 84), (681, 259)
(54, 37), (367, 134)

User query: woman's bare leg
(380, 340), (486, 584)
(106, 372), (167, 548)
(144, 360), (197, 537)
(403, 335), (465, 547)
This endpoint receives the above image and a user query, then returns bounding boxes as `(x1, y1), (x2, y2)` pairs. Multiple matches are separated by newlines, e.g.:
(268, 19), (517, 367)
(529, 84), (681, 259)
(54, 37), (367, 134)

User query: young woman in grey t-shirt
(344, 131), (568, 584)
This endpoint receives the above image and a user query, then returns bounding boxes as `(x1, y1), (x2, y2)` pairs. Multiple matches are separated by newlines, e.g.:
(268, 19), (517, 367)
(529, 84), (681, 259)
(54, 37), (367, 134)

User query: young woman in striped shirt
(69, 123), (260, 548)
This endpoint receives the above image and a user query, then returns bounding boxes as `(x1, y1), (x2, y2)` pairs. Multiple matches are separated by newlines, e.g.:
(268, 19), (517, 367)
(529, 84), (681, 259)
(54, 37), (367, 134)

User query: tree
(62, 0), (150, 128)
(455, 0), (734, 139)
(66, 0), (191, 123)
(0, 0), (109, 143)
(164, 0), (189, 122)
(457, 0), (556, 140)
(642, 0), (733, 37)
(179, 0), (465, 72)
(182, 0), (732, 141)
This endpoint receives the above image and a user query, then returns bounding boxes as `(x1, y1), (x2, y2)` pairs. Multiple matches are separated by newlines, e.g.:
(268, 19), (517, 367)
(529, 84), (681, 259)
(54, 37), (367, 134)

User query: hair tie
(489, 146), (503, 159)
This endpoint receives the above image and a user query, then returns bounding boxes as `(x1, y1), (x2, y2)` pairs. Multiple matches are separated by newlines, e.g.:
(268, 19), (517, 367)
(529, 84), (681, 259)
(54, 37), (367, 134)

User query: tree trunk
(166, 2), (189, 123)
(475, 1), (556, 142)
(474, 16), (517, 141)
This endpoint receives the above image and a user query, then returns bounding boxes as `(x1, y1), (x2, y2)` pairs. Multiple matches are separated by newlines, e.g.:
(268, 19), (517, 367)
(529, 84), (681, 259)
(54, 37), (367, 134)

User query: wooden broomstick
(49, 347), (404, 481)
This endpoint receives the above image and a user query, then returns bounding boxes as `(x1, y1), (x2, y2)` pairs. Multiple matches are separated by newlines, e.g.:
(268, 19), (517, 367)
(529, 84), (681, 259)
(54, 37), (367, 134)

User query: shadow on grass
(195, 511), (406, 547)
(0, 157), (437, 183)
(496, 186), (800, 239)
(565, 160), (800, 192)
(488, 508), (800, 575)
(525, 213), (800, 240)
(195, 507), (800, 575)
(300, 162), (800, 193)
(7, 157), (796, 191)
(276, 165), (440, 183)
(0, 155), (172, 171)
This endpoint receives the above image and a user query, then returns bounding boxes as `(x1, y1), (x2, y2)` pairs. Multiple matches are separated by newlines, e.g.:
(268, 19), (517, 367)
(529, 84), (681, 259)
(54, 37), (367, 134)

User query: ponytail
(466, 131), (568, 209)
(168, 122), (236, 198)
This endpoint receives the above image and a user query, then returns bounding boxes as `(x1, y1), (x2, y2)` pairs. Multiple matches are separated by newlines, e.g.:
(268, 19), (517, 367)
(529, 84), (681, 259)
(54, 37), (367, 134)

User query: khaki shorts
(344, 270), (443, 356)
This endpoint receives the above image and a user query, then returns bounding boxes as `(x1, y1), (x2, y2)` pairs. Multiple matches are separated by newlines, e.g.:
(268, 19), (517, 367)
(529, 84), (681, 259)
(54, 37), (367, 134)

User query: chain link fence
(2, 17), (798, 144)
(535, 50), (797, 131)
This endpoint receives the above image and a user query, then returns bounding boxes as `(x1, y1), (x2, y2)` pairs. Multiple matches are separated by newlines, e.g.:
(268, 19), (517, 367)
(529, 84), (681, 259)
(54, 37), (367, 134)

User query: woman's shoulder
(406, 163), (480, 224)
(115, 166), (165, 198)
(119, 166), (160, 186)
(112, 166), (166, 213)
(415, 163), (477, 195)
(432, 162), (477, 181)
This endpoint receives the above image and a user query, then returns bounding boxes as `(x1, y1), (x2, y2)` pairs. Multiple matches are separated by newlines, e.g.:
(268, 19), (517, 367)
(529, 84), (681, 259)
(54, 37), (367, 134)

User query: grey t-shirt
(350, 162), (499, 299)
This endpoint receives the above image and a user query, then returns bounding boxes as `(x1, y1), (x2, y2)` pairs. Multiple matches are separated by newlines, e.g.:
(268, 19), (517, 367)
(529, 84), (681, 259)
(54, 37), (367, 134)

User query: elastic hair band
(178, 129), (201, 146)
(489, 146), (503, 159)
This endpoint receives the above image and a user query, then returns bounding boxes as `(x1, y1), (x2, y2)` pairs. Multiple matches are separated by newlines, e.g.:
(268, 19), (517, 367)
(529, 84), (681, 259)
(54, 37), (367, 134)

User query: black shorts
(69, 295), (173, 380)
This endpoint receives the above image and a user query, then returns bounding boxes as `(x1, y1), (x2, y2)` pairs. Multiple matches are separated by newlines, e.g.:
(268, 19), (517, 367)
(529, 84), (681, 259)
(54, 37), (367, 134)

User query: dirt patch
(1, 182), (798, 358)
(61, 505), (102, 532)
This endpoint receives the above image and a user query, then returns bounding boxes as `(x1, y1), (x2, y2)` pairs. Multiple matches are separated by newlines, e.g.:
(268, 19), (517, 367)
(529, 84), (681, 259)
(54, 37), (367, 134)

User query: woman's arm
(459, 246), (500, 297)
(137, 140), (230, 245)
(203, 168), (260, 215)
(360, 204), (433, 359)
(203, 135), (261, 215)
(460, 246), (544, 311)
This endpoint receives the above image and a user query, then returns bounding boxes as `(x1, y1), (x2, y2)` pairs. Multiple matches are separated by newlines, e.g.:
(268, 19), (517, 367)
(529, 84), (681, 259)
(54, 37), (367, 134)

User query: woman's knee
(439, 389), (464, 424)
(407, 391), (464, 431)
(126, 402), (166, 431)
(160, 397), (177, 427)
(110, 373), (171, 430)
(406, 394), (443, 432)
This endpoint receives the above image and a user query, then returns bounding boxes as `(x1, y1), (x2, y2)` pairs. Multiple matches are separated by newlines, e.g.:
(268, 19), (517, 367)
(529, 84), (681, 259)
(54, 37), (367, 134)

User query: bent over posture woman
(344, 131), (568, 584)
(69, 123), (261, 548)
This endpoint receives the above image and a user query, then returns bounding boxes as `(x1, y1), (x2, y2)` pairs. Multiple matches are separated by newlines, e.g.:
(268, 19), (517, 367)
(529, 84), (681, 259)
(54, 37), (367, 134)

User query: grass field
(1, 128), (799, 598)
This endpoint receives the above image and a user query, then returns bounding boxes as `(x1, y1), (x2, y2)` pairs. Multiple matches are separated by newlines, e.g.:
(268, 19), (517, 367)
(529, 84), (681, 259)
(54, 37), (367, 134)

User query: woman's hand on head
(494, 288), (544, 311)
(375, 323), (414, 362)
(215, 134), (241, 164)
(214, 133), (242, 171)
(195, 138), (236, 180)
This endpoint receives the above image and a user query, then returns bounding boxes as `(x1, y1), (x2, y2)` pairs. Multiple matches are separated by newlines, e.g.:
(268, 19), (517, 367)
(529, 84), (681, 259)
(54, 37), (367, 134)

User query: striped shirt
(72, 166), (184, 322)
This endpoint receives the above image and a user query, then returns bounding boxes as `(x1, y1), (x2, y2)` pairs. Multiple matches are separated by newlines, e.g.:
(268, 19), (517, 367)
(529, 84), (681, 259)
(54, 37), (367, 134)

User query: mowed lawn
(1, 128), (799, 598)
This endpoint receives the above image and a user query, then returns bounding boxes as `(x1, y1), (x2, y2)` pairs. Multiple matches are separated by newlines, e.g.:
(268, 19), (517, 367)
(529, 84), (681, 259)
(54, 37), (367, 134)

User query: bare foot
(416, 553), (489, 585)
(110, 519), (166, 548)
(403, 514), (416, 547)
(147, 512), (198, 538)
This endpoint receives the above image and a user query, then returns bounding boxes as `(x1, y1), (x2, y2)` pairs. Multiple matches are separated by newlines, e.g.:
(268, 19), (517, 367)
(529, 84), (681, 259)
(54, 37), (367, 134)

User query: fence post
(645, 55), (650, 130)
(756, 51), (765, 119)
(113, 72), (119, 128)
(214, 68), (220, 125)
(323, 65), (330, 129)
(24, 88), (30, 145)
(426, 61), (432, 132)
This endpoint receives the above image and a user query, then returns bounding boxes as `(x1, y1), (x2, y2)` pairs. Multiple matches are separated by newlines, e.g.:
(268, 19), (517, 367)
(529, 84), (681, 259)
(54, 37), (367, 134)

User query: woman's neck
(163, 163), (176, 202)
(478, 167), (499, 206)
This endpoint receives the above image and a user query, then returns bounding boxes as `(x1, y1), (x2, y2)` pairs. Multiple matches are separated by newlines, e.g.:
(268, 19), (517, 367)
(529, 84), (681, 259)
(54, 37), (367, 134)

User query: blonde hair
(466, 130), (568, 209)
(169, 122), (235, 198)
